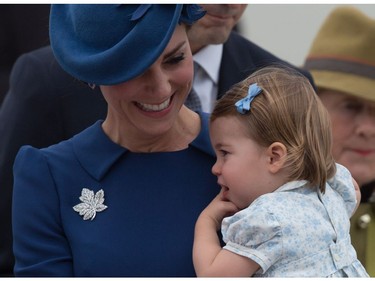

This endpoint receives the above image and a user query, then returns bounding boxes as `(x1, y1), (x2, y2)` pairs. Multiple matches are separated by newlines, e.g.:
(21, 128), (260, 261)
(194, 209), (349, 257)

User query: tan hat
(304, 6), (375, 102)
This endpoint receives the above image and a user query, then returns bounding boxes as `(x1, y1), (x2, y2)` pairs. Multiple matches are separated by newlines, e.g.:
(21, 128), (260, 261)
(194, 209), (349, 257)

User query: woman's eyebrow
(164, 41), (187, 58)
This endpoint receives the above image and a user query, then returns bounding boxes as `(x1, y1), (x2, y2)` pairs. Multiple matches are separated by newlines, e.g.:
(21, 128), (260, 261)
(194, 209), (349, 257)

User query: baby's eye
(219, 149), (229, 157)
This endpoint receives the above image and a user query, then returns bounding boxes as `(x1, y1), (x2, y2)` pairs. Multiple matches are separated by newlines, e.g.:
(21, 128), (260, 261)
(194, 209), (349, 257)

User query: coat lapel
(72, 120), (127, 181)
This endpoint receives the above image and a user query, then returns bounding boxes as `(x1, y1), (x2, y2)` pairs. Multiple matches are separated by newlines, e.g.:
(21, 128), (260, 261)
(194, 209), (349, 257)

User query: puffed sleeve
(327, 163), (356, 217)
(221, 201), (282, 274)
(12, 146), (73, 276)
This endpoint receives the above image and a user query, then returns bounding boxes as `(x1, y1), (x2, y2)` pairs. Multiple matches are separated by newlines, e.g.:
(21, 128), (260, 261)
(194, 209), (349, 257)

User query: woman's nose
(355, 111), (375, 137)
(143, 68), (171, 97)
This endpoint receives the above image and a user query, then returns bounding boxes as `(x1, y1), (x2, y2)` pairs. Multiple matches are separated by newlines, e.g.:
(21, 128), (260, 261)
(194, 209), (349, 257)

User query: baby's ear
(266, 142), (287, 174)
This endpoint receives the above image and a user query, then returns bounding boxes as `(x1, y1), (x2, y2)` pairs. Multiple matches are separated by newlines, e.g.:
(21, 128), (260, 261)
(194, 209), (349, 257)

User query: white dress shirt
(193, 44), (223, 113)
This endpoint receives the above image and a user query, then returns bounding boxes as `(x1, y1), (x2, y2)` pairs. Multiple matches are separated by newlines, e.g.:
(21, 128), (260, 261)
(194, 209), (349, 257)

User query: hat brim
(311, 70), (375, 103)
(50, 5), (183, 85)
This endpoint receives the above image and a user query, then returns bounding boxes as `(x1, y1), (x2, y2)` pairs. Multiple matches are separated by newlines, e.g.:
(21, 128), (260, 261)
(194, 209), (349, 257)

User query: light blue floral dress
(222, 164), (369, 277)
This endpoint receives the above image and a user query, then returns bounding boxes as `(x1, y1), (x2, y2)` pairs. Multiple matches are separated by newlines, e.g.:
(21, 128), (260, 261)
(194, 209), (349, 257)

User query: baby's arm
(193, 188), (259, 277)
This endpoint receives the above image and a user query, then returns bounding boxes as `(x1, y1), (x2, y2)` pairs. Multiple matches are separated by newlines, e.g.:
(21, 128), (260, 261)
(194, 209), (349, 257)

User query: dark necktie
(184, 62), (202, 111)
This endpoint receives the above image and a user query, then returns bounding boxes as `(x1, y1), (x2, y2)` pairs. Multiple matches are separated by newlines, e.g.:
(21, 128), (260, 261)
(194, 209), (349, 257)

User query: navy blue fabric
(50, 5), (182, 85)
(50, 5), (207, 85)
(12, 116), (219, 276)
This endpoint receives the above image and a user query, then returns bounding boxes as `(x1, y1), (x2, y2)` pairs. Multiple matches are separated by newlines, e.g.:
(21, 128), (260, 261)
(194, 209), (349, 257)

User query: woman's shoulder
(189, 112), (215, 156)
(16, 120), (116, 164)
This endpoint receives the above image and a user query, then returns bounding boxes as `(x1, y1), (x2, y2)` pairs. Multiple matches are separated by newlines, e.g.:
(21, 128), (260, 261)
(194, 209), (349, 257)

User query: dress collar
(274, 180), (309, 192)
(72, 112), (214, 181)
(72, 120), (127, 181)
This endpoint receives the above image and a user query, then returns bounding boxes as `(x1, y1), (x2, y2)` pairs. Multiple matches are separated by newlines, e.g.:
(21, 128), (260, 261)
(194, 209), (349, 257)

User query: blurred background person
(185, 4), (313, 112)
(0, 4), (50, 106)
(304, 6), (375, 276)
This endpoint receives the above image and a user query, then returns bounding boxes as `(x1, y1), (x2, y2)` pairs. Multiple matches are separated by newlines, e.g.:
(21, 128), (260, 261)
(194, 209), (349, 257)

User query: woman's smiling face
(100, 24), (193, 137)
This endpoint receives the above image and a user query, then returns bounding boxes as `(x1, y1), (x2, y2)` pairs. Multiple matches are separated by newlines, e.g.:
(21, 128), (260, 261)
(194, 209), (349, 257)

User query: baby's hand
(199, 187), (239, 230)
(352, 178), (361, 214)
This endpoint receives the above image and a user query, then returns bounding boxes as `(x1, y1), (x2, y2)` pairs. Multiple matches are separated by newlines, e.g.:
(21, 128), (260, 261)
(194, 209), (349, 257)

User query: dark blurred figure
(0, 4), (50, 106)
(0, 5), (50, 276)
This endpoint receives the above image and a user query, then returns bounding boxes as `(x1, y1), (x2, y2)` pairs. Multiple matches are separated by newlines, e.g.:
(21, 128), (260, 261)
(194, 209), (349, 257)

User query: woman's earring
(88, 83), (96, 90)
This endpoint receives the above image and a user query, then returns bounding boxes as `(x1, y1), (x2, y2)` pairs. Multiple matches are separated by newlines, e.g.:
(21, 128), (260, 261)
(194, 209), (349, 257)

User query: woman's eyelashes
(166, 53), (185, 65)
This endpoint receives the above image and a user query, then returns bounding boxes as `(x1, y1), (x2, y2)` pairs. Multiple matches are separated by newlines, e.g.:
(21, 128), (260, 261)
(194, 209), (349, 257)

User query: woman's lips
(352, 149), (374, 156)
(136, 97), (171, 112)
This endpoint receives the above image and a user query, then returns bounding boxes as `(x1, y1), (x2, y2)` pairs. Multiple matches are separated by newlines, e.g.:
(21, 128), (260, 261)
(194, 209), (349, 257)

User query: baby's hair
(211, 65), (336, 192)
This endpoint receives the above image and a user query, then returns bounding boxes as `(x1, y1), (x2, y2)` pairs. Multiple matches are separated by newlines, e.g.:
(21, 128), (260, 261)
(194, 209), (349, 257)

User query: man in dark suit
(185, 4), (313, 112)
(0, 4), (50, 105)
(0, 4), (313, 276)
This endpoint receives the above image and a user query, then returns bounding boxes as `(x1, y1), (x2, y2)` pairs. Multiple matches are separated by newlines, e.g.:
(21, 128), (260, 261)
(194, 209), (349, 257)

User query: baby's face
(209, 116), (273, 209)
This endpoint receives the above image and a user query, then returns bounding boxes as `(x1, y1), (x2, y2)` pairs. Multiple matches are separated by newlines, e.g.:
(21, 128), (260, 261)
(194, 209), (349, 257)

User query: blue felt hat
(50, 4), (205, 85)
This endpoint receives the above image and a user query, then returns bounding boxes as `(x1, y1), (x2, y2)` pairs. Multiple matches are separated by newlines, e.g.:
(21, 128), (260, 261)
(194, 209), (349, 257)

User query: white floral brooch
(73, 188), (108, 221)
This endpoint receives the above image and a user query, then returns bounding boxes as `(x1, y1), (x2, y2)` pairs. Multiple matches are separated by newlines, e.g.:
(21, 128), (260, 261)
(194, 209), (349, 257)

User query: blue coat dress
(12, 113), (219, 277)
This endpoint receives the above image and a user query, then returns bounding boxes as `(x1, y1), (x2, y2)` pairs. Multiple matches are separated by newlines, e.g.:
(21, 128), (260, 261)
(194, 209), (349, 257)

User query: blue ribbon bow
(235, 83), (263, 114)
(129, 4), (205, 24)
(179, 5), (206, 25)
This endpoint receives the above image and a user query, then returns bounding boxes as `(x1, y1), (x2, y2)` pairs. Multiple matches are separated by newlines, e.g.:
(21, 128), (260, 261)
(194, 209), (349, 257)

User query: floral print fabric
(222, 164), (369, 277)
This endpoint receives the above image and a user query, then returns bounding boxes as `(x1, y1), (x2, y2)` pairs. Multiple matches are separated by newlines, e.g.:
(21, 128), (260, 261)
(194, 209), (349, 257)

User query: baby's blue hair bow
(235, 83), (263, 114)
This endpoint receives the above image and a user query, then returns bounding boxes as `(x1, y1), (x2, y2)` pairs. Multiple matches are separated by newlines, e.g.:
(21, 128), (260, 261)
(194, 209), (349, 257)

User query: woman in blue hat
(12, 4), (218, 277)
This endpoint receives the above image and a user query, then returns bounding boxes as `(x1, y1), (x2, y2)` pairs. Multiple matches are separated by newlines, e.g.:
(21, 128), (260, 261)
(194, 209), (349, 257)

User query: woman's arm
(12, 146), (73, 276)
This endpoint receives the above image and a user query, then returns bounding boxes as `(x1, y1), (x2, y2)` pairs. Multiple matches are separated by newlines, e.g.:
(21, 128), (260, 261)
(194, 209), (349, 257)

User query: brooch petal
(73, 188), (108, 221)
